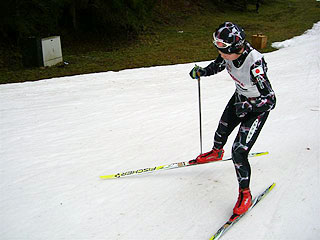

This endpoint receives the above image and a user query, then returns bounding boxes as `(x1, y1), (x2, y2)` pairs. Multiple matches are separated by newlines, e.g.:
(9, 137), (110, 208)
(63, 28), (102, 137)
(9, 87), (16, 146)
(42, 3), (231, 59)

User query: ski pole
(197, 72), (203, 154)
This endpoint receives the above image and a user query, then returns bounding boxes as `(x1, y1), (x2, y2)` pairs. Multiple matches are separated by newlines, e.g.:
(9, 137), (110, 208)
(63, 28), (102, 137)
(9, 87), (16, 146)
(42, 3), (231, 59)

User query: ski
(209, 182), (276, 240)
(100, 151), (268, 179)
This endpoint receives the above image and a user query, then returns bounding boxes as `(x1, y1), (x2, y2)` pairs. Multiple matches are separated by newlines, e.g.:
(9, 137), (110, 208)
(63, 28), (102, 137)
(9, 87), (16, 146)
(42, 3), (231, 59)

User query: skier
(189, 22), (276, 221)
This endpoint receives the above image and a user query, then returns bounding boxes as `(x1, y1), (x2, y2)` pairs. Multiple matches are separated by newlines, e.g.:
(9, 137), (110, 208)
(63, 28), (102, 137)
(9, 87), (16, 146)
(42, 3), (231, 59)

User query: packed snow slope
(1, 22), (319, 240)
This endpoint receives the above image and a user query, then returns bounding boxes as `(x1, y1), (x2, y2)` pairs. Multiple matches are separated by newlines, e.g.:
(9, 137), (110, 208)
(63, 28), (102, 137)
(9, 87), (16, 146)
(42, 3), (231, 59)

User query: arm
(249, 58), (276, 112)
(189, 55), (226, 79)
(203, 55), (227, 76)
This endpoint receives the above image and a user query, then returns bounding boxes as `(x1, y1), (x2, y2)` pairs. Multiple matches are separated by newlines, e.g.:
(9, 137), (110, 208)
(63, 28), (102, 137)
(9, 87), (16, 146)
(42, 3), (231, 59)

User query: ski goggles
(213, 33), (232, 49)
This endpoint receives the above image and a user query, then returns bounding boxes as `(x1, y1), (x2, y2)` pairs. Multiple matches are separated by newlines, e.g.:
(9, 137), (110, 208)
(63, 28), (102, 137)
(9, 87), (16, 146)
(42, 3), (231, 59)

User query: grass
(0, 0), (319, 84)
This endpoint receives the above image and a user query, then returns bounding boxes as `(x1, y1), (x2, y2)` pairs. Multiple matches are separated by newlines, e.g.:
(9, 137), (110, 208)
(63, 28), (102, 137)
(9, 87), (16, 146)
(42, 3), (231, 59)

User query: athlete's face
(218, 46), (245, 61)
(218, 50), (242, 61)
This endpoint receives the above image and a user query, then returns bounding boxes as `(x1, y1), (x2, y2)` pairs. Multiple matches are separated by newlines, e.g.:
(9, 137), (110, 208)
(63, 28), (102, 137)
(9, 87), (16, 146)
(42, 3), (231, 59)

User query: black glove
(189, 65), (206, 79)
(234, 101), (252, 118)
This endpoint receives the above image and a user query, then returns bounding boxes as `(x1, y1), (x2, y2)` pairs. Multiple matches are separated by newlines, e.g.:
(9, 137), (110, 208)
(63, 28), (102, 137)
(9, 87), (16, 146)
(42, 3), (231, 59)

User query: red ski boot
(229, 188), (252, 222)
(190, 148), (224, 165)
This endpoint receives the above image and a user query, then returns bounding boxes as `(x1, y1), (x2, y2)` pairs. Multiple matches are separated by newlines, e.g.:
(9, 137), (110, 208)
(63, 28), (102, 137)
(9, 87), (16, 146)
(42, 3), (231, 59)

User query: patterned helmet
(213, 22), (246, 54)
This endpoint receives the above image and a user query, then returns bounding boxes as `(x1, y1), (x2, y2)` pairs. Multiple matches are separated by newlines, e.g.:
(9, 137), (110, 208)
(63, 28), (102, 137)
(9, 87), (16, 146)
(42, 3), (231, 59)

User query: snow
(1, 22), (319, 240)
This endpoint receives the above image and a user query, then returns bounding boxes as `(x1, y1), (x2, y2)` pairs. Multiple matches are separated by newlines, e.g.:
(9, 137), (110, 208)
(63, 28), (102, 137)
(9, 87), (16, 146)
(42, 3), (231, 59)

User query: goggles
(213, 33), (232, 49)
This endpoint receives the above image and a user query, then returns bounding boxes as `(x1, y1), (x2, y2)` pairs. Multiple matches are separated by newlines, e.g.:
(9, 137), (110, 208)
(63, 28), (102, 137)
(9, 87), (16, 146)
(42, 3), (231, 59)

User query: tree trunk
(70, 0), (77, 31)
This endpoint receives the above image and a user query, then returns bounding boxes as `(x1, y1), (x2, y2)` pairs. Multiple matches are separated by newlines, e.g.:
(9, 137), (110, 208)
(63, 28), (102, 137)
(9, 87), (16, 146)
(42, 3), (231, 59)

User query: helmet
(213, 22), (245, 54)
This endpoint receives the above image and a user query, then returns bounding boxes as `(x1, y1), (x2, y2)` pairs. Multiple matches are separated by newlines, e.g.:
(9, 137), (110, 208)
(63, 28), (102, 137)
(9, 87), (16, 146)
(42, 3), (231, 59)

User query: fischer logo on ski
(114, 167), (158, 178)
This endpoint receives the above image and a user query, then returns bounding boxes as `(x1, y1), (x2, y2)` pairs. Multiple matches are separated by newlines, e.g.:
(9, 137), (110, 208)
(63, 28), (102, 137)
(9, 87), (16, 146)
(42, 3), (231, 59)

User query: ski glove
(234, 101), (253, 118)
(189, 65), (206, 79)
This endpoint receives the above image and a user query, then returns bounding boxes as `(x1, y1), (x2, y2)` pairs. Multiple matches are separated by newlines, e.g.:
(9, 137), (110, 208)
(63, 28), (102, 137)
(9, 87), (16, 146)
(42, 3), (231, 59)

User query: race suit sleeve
(203, 55), (227, 76)
(249, 57), (276, 112)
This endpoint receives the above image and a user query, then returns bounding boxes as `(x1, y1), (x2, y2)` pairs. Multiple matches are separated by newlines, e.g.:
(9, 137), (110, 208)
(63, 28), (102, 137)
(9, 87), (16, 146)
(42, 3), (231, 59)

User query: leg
(232, 111), (269, 189)
(230, 111), (269, 218)
(213, 93), (242, 150)
(192, 93), (241, 164)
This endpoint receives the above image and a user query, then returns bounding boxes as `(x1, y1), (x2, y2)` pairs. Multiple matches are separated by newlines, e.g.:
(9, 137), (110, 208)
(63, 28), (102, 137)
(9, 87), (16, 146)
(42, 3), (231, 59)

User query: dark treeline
(0, 0), (260, 47)
(0, 0), (157, 45)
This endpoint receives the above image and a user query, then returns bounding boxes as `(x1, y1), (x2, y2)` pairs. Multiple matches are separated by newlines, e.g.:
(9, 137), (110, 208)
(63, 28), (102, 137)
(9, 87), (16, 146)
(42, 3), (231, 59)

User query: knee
(232, 142), (249, 161)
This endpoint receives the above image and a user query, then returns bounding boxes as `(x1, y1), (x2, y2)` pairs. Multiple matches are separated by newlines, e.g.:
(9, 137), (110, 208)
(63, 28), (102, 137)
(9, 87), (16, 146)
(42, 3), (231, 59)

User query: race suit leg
(213, 93), (242, 150)
(232, 111), (269, 189)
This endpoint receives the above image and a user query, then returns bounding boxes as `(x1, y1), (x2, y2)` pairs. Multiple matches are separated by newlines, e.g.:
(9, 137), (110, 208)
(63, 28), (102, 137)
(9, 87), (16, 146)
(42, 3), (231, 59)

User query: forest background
(0, 0), (319, 84)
